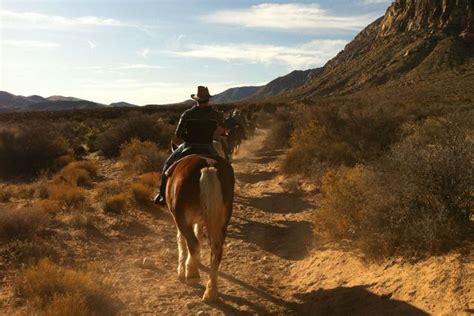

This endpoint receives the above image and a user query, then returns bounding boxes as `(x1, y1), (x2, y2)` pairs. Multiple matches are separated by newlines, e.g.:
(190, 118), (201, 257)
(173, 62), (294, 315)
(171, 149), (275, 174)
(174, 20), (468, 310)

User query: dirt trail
(94, 129), (472, 315)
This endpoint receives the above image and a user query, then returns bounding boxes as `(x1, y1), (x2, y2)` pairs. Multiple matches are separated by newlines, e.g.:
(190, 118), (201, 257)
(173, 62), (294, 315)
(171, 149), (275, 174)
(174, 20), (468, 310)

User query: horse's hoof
(185, 271), (200, 283)
(202, 290), (218, 303)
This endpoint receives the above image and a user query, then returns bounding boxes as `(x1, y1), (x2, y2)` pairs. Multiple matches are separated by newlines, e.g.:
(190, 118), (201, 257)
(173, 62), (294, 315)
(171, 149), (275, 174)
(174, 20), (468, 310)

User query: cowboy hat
(191, 86), (212, 102)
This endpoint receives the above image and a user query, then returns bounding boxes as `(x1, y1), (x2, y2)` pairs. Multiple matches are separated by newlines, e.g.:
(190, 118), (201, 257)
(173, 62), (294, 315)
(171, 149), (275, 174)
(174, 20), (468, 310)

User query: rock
(196, 311), (210, 316)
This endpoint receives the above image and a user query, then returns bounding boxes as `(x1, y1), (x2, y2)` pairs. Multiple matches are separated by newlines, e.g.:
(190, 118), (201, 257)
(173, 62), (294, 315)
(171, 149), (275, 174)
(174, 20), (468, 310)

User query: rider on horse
(154, 86), (224, 205)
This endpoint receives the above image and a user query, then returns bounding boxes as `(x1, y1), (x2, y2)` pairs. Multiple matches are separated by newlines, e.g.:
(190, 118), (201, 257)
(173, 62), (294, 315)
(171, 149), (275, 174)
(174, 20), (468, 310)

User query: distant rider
(154, 86), (224, 205)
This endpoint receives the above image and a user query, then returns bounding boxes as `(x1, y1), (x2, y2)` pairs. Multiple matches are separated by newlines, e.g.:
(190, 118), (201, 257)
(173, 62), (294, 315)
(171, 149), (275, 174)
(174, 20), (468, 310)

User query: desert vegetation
(277, 99), (473, 258)
(0, 108), (177, 313)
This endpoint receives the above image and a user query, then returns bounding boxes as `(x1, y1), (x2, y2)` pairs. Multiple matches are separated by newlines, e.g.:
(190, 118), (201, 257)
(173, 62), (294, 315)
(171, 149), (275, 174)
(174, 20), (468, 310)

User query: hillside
(211, 69), (319, 104)
(282, 0), (474, 103)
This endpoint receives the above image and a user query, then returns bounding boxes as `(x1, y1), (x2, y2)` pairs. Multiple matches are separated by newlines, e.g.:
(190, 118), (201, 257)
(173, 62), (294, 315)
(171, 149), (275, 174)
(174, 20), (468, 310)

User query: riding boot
(154, 143), (185, 205)
(154, 173), (167, 205)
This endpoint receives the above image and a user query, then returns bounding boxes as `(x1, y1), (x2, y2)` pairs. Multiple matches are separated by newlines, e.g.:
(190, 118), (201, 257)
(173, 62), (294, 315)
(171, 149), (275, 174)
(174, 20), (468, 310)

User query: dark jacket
(175, 105), (224, 144)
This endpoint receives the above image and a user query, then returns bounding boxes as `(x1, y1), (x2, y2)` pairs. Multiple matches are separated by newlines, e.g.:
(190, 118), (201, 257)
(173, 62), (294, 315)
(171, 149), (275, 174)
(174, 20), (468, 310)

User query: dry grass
(34, 199), (63, 213)
(138, 172), (160, 189)
(47, 184), (86, 210)
(0, 207), (48, 240)
(120, 139), (167, 174)
(313, 116), (473, 258)
(96, 180), (123, 200)
(0, 124), (71, 179)
(103, 193), (128, 214)
(54, 161), (99, 187)
(0, 187), (13, 202)
(129, 183), (153, 207)
(15, 259), (118, 315)
(0, 239), (59, 266)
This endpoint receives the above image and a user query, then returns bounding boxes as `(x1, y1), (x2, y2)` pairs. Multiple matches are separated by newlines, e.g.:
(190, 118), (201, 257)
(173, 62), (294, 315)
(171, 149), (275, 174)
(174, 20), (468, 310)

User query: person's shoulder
(181, 105), (198, 117)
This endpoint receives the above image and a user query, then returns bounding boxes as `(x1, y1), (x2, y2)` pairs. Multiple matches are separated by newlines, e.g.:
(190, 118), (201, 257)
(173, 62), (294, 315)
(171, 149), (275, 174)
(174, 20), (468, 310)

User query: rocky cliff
(282, 0), (474, 102)
(379, 0), (473, 38)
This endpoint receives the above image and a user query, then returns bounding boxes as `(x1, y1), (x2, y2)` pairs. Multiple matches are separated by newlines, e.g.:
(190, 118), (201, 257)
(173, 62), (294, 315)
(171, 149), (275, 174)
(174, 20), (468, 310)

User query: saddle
(165, 143), (223, 177)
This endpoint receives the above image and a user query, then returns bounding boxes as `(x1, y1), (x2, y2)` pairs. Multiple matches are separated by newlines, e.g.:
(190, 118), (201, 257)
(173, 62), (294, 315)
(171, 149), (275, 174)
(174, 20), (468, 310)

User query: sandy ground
(1, 129), (473, 315)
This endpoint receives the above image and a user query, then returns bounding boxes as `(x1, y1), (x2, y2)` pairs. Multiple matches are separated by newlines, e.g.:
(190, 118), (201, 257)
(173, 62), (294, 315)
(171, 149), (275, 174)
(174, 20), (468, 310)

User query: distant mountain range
(210, 69), (318, 104)
(0, 91), (138, 112)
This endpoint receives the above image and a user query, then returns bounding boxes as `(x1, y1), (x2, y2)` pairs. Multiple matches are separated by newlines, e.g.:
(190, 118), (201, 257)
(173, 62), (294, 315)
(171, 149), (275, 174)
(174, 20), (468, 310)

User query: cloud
(3, 40), (60, 49)
(176, 39), (347, 69)
(0, 9), (127, 30)
(113, 63), (163, 70)
(74, 63), (163, 73)
(203, 3), (376, 31)
(138, 48), (150, 58)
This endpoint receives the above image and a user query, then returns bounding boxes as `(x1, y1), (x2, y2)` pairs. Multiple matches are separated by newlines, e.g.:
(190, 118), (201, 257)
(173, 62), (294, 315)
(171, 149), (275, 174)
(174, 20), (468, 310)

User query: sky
(0, 0), (391, 105)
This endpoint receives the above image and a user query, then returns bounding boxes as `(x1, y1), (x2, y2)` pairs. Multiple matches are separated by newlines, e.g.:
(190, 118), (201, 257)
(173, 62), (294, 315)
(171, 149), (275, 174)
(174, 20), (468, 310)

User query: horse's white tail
(200, 167), (226, 245)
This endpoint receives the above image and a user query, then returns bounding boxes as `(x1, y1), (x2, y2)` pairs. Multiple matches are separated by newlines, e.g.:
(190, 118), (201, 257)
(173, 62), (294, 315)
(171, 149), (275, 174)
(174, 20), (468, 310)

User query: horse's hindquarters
(166, 155), (234, 302)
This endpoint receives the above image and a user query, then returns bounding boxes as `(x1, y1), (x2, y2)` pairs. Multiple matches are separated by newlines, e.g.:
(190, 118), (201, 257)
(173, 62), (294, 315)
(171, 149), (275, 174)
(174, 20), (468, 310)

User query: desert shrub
(0, 187), (13, 202)
(0, 208), (48, 240)
(264, 107), (297, 149)
(283, 103), (403, 174)
(34, 199), (63, 213)
(0, 124), (70, 179)
(94, 113), (167, 158)
(314, 116), (473, 257)
(129, 183), (153, 207)
(314, 166), (370, 240)
(54, 161), (98, 187)
(1, 239), (59, 266)
(282, 122), (356, 175)
(103, 193), (128, 213)
(47, 184), (86, 210)
(96, 180), (123, 200)
(119, 139), (167, 174)
(15, 259), (118, 315)
(138, 172), (160, 188)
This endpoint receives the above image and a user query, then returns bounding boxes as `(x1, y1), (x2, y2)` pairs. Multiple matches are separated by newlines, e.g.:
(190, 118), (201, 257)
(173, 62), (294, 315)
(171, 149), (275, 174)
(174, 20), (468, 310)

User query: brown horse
(165, 154), (234, 302)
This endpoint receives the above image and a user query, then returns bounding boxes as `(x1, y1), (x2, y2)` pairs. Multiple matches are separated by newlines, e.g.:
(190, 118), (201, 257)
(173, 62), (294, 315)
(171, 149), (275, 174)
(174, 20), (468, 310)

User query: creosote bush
(96, 180), (123, 200)
(283, 103), (402, 174)
(129, 183), (153, 207)
(0, 124), (70, 179)
(120, 139), (167, 174)
(103, 193), (128, 213)
(94, 113), (168, 158)
(138, 172), (160, 189)
(0, 208), (48, 240)
(47, 184), (87, 210)
(314, 116), (473, 258)
(54, 161), (99, 188)
(15, 259), (118, 315)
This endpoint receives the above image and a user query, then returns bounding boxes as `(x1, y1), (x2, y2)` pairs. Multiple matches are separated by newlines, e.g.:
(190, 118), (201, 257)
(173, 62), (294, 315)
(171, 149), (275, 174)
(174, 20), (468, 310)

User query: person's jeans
(158, 143), (220, 199)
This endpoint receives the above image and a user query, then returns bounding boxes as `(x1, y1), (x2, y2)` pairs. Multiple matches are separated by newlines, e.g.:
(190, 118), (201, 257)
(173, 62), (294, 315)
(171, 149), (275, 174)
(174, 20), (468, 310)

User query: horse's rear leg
(203, 229), (225, 302)
(179, 224), (201, 280)
(177, 230), (187, 280)
(193, 223), (204, 262)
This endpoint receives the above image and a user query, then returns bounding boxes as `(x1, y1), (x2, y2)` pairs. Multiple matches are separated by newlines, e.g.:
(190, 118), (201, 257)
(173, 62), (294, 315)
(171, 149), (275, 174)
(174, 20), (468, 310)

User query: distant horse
(165, 153), (234, 302)
(227, 124), (247, 155)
